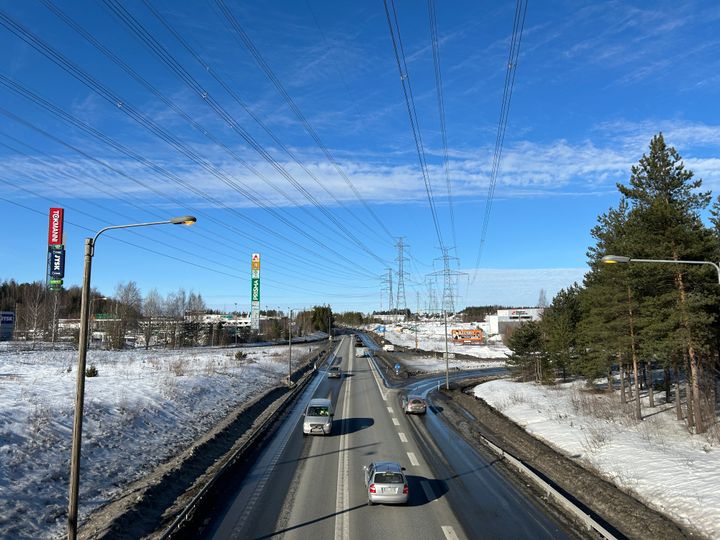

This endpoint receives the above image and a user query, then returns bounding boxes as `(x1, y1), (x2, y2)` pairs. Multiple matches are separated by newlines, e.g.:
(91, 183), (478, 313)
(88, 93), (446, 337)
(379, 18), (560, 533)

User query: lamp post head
(170, 215), (197, 225)
(601, 255), (631, 264)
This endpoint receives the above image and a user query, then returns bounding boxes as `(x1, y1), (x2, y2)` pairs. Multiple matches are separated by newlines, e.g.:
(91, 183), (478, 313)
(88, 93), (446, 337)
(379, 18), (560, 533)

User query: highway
(205, 335), (577, 539)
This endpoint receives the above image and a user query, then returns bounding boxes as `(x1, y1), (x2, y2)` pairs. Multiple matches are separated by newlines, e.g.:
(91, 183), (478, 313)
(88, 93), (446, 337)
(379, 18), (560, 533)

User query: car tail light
(403, 483), (408, 494)
(369, 483), (376, 494)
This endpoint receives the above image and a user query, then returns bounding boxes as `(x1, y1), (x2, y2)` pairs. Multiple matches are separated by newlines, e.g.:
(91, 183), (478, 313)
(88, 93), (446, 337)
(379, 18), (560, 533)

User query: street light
(601, 254), (720, 284)
(67, 215), (196, 540)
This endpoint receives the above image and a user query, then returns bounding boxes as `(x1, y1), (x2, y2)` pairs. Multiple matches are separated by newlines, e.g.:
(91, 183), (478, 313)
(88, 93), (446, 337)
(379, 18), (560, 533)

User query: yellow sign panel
(251, 252), (260, 271)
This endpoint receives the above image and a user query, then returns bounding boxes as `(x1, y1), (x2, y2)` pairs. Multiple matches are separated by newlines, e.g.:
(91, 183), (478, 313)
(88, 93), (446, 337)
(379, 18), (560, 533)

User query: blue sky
(2, 0), (720, 314)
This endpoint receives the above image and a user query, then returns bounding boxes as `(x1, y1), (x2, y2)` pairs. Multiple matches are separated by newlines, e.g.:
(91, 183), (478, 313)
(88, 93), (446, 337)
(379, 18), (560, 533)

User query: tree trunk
(674, 363), (682, 421)
(625, 365), (634, 401)
(607, 366), (614, 393)
(625, 285), (641, 420)
(619, 362), (626, 404)
(664, 367), (671, 404)
(674, 269), (705, 433)
(686, 357), (695, 431)
(647, 362), (655, 408)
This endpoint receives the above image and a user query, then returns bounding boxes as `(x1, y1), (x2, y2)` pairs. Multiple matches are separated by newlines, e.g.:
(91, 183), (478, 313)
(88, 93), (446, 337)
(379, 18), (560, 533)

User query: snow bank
(473, 379), (719, 538)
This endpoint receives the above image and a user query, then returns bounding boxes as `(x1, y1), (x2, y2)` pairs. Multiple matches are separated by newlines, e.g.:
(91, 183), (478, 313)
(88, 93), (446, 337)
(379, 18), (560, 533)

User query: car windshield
(307, 406), (330, 416)
(374, 472), (404, 484)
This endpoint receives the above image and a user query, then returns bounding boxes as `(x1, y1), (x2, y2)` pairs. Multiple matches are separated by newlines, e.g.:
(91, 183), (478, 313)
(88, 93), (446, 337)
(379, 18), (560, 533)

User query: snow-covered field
(367, 321), (509, 360)
(0, 342), (319, 539)
(474, 380), (720, 539)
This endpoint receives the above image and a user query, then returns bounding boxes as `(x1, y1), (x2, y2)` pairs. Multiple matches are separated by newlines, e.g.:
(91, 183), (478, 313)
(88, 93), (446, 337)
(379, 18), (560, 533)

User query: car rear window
(410, 399), (424, 405)
(374, 472), (404, 484)
(308, 406), (330, 416)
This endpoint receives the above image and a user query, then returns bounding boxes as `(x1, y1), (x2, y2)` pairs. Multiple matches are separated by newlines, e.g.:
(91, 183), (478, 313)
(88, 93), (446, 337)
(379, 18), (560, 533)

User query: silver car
(327, 365), (342, 378)
(401, 394), (427, 415)
(363, 461), (408, 505)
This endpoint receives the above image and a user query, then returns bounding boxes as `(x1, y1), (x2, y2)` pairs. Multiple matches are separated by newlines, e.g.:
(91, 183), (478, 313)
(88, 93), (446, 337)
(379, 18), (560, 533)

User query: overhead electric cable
(382, 0), (445, 251)
(99, 0), (388, 267)
(0, 16), (377, 280)
(0, 92), (369, 283)
(471, 0), (527, 284)
(428, 0), (457, 248)
(214, 0), (396, 240)
(143, 0), (392, 258)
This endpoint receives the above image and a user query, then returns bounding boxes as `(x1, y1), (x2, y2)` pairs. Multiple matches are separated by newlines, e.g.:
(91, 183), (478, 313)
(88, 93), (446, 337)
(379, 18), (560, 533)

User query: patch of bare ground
(432, 379), (702, 540)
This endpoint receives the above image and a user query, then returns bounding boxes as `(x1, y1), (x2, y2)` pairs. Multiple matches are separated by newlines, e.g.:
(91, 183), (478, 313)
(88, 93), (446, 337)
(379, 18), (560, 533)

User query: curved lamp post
(601, 254), (720, 284)
(68, 215), (196, 540)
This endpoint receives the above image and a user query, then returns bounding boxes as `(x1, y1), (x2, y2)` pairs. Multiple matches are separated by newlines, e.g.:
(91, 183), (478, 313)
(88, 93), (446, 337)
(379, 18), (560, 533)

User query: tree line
(507, 134), (719, 435)
(1, 279), (333, 349)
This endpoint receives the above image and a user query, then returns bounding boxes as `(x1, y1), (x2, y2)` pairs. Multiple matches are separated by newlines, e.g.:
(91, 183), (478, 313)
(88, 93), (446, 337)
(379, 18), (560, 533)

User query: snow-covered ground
(473, 379), (720, 539)
(3, 322), (717, 539)
(367, 320), (509, 360)
(0, 342), (321, 539)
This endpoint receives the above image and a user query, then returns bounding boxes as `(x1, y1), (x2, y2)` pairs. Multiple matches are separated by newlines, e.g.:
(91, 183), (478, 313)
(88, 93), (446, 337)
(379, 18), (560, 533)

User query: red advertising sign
(48, 208), (64, 246)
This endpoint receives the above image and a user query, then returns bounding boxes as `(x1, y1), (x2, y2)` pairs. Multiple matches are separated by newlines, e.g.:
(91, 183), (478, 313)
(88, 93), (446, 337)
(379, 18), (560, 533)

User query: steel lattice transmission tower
(430, 247), (465, 315)
(387, 268), (394, 312)
(425, 276), (438, 314)
(395, 238), (409, 312)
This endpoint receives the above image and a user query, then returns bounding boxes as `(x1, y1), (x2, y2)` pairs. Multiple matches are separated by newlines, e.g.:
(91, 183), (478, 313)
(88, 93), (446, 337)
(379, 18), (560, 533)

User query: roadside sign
(250, 253), (261, 331)
(0, 311), (14, 341)
(48, 246), (65, 278)
(48, 207), (64, 246)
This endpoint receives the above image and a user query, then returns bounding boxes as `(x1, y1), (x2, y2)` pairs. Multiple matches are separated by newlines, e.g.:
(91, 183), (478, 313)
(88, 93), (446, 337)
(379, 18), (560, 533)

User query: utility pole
(444, 309), (450, 390)
(415, 291), (420, 351)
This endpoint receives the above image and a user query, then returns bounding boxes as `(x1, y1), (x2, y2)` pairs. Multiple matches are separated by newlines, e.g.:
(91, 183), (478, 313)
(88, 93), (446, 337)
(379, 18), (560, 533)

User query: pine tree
(617, 133), (718, 433)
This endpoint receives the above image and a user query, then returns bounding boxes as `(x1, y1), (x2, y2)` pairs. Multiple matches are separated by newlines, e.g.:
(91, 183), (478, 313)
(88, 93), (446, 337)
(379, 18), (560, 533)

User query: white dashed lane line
(392, 417), (400, 426)
(441, 525), (459, 540)
(407, 451), (419, 466)
(387, 406), (393, 414)
(398, 432), (407, 443)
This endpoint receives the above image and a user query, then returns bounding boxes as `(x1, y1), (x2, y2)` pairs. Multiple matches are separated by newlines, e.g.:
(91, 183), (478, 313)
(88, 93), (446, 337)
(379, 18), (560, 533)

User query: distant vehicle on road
(363, 461), (409, 505)
(400, 393), (427, 415)
(382, 343), (395, 352)
(303, 398), (333, 435)
(355, 346), (368, 358)
(327, 365), (342, 378)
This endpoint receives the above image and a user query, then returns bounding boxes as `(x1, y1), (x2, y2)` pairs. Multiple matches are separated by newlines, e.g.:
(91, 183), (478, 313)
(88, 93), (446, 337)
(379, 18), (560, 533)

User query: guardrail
(467, 412), (618, 539)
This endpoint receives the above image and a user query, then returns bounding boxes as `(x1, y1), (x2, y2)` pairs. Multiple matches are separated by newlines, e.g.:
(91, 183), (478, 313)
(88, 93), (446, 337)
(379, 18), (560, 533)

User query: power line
(471, 0), (528, 283)
(214, 0), (396, 242)
(428, 0), (457, 249)
(0, 15), (378, 280)
(383, 0), (445, 252)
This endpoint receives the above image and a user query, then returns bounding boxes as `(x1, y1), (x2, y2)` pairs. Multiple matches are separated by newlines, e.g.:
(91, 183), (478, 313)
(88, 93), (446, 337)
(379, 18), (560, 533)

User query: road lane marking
(392, 417), (400, 426)
(441, 526), (459, 540)
(334, 338), (352, 540)
(420, 480), (437, 503)
(398, 432), (407, 443)
(407, 451), (419, 466)
(387, 406), (393, 413)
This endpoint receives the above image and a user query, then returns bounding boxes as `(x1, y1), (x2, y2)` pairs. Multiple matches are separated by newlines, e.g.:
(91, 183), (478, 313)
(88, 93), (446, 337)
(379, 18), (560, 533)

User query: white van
(303, 398), (334, 435)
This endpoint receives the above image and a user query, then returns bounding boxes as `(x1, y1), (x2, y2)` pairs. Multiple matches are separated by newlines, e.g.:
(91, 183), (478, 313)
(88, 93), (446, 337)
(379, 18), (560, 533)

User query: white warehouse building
(485, 308), (543, 336)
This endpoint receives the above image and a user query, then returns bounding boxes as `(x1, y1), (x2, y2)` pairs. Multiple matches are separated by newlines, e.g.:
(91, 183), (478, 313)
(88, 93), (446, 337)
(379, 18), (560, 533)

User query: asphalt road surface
(205, 335), (577, 540)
